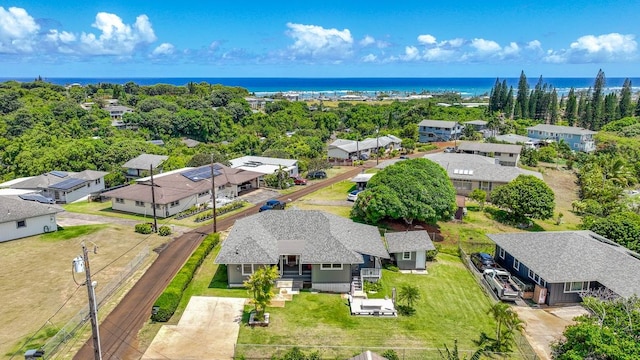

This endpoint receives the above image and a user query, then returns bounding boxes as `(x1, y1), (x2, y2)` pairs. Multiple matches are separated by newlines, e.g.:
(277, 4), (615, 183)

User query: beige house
(456, 142), (522, 166)
(102, 164), (262, 218)
(424, 153), (542, 198)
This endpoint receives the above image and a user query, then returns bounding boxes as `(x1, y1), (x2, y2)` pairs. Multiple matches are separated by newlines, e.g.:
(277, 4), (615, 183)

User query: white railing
(360, 268), (381, 279)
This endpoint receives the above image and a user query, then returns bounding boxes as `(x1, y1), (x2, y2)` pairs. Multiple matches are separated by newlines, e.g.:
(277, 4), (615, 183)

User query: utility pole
(74, 243), (102, 360)
(149, 164), (158, 232)
(210, 155), (217, 233)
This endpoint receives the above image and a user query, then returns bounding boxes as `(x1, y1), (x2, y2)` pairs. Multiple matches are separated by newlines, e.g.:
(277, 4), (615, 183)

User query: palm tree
(486, 302), (524, 352)
(398, 284), (421, 309)
(438, 339), (484, 360)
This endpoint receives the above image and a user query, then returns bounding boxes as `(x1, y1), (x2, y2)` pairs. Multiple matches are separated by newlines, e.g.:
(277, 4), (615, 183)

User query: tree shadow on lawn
(483, 207), (545, 232)
(209, 264), (229, 289)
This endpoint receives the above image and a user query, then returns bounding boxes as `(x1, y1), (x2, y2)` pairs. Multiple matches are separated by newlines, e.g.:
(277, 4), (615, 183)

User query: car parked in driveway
(290, 176), (307, 185)
(470, 252), (496, 272)
(307, 170), (327, 179)
(347, 189), (361, 201)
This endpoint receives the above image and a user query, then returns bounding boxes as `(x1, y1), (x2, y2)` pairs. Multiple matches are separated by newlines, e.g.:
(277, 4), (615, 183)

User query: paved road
(74, 163), (375, 360)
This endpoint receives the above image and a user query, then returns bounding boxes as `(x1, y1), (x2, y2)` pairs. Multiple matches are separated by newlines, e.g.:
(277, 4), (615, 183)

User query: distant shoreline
(2, 77), (639, 97)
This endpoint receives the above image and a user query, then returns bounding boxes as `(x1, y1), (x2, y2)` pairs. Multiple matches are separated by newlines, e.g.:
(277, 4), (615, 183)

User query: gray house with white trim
(215, 210), (389, 292)
(386, 231), (435, 270)
(1, 170), (109, 204)
(456, 142), (522, 166)
(488, 231), (640, 306)
(0, 196), (64, 242)
(423, 153), (542, 198)
(418, 120), (463, 143)
(526, 124), (596, 152)
(122, 154), (169, 180)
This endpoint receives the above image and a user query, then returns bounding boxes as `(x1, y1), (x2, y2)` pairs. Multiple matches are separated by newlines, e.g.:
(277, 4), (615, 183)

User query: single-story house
(385, 231), (435, 270)
(493, 134), (539, 149)
(456, 142), (522, 166)
(0, 196), (64, 242)
(328, 135), (402, 160)
(122, 154), (169, 180)
(181, 138), (201, 148)
(102, 164), (262, 218)
(0, 170), (109, 204)
(526, 124), (596, 153)
(105, 105), (134, 120)
(229, 156), (299, 177)
(423, 153), (542, 198)
(215, 210), (390, 292)
(351, 173), (375, 190)
(488, 231), (640, 306)
(418, 120), (463, 143)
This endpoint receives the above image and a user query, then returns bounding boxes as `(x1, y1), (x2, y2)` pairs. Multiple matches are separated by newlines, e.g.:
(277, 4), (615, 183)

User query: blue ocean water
(2, 77), (639, 97)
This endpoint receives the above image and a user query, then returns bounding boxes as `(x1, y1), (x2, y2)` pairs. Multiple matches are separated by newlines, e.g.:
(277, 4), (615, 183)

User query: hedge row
(151, 233), (220, 322)
(194, 201), (245, 222)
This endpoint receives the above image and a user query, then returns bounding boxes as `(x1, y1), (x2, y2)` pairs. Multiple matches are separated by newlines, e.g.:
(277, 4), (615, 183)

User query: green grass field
(235, 254), (497, 358)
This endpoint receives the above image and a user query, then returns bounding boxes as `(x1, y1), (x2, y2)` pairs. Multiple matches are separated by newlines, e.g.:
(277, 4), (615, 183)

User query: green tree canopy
(585, 211), (640, 252)
(490, 175), (555, 221)
(351, 158), (456, 225)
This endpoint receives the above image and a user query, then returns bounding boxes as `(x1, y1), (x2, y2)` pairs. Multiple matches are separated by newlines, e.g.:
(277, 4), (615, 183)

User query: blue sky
(1, 1), (639, 78)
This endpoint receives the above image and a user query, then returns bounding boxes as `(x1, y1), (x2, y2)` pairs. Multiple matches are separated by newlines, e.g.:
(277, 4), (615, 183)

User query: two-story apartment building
(418, 120), (463, 143)
(526, 124), (596, 152)
(456, 142), (522, 166)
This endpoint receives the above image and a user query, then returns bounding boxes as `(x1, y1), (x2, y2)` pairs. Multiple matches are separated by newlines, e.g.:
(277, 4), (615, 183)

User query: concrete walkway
(142, 297), (246, 360)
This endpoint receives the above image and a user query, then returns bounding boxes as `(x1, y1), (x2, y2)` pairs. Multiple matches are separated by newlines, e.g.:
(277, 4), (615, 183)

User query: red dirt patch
(381, 218), (445, 242)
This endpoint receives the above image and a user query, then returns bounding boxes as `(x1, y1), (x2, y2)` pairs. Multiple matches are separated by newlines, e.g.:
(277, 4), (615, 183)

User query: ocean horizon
(2, 77), (639, 98)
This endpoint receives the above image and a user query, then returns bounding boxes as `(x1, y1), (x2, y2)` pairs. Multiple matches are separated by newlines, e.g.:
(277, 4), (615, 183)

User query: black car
(307, 170), (327, 179)
(470, 252), (496, 272)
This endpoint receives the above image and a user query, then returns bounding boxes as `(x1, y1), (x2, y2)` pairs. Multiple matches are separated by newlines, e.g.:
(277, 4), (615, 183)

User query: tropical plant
(468, 189), (487, 210)
(490, 175), (555, 222)
(438, 339), (484, 360)
(483, 302), (524, 353)
(244, 265), (280, 321)
(398, 284), (421, 309)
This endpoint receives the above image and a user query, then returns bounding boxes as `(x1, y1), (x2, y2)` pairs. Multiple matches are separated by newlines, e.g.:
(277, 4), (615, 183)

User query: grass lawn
(299, 180), (356, 201)
(235, 254), (497, 359)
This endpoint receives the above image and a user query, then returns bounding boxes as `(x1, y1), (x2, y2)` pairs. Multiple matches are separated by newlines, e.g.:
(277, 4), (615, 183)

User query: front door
(287, 255), (298, 266)
(416, 251), (426, 270)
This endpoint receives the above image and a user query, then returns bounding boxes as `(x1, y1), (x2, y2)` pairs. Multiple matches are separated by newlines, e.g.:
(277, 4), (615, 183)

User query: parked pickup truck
(483, 268), (521, 302)
(259, 199), (286, 212)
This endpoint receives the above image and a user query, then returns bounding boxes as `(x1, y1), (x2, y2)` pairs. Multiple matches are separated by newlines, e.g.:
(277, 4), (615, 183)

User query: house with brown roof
(102, 164), (262, 218)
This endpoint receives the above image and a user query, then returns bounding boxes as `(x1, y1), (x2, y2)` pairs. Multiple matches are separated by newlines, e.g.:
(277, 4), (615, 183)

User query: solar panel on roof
(49, 178), (85, 190)
(50, 171), (68, 178)
(181, 166), (220, 182)
(19, 193), (55, 204)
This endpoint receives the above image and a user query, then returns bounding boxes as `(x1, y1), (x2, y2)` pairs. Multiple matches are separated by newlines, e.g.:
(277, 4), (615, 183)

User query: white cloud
(402, 46), (420, 61)
(360, 35), (375, 47)
(471, 38), (501, 53)
(544, 33), (637, 63)
(79, 13), (157, 55)
(285, 22), (353, 60)
(152, 43), (175, 56)
(0, 6), (39, 53)
(503, 42), (519, 56)
(362, 53), (377, 62)
(526, 40), (542, 50)
(417, 34), (436, 45)
(442, 38), (464, 48)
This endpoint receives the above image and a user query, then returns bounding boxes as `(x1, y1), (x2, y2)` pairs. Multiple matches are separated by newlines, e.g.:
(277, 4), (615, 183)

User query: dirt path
(73, 163), (375, 360)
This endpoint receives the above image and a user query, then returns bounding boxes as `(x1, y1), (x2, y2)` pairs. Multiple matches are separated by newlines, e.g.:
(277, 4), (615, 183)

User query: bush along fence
(194, 201), (245, 223)
(175, 203), (209, 220)
(151, 233), (220, 322)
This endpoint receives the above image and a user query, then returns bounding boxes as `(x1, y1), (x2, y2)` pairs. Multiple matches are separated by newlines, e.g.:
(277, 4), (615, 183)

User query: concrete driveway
(512, 305), (588, 360)
(142, 296), (246, 360)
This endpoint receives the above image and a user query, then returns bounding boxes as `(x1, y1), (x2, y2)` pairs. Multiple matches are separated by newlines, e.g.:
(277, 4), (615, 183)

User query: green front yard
(236, 254), (497, 358)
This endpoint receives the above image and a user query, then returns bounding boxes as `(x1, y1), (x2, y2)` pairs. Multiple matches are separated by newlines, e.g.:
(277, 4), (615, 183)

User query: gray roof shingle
(423, 153), (542, 182)
(527, 124), (596, 135)
(418, 119), (458, 128)
(386, 231), (435, 253)
(457, 142), (522, 154)
(215, 210), (389, 264)
(122, 154), (169, 170)
(487, 231), (640, 298)
(0, 196), (64, 223)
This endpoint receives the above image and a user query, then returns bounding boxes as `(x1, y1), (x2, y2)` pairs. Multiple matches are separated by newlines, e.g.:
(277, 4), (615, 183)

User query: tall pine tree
(565, 88), (577, 126)
(618, 78), (633, 118)
(514, 71), (529, 119)
(590, 69), (606, 130)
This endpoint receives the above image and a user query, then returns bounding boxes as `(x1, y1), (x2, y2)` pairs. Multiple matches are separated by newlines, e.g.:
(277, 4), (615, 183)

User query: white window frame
(498, 248), (505, 259)
(402, 252), (412, 260)
(513, 259), (520, 271)
(242, 264), (254, 276)
(320, 264), (343, 270)
(564, 281), (589, 293)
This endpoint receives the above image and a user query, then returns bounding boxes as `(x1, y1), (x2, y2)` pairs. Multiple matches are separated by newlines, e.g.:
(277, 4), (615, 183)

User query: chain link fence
(40, 246), (150, 357)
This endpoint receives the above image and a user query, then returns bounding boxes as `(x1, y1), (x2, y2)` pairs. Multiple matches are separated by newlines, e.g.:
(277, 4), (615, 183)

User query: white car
(347, 190), (361, 201)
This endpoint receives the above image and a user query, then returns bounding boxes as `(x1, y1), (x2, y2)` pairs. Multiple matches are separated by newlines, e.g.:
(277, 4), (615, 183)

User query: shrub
(381, 349), (399, 360)
(363, 280), (383, 292)
(135, 223), (153, 234)
(383, 264), (399, 272)
(151, 233), (220, 322)
(425, 245), (439, 261)
(158, 225), (172, 236)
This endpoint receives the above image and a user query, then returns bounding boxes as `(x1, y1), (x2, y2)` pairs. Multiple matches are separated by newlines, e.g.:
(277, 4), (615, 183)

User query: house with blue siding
(526, 124), (596, 152)
(418, 120), (463, 143)
(488, 231), (640, 306)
